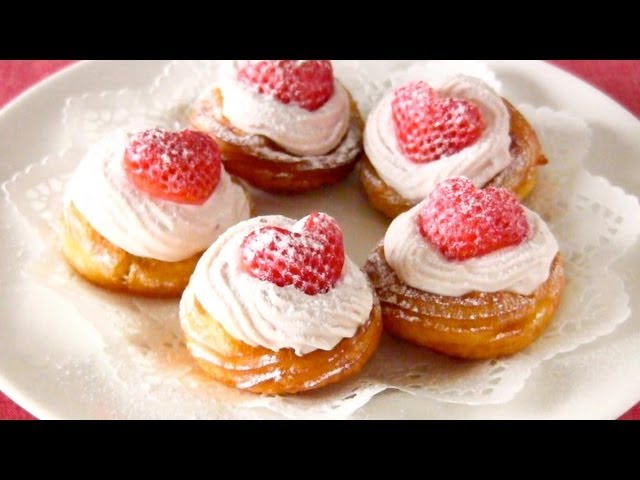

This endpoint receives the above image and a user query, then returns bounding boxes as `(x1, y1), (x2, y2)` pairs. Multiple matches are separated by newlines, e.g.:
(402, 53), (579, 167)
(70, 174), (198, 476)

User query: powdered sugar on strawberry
(383, 177), (558, 297)
(240, 213), (345, 295)
(392, 81), (484, 164)
(364, 75), (512, 203)
(419, 177), (529, 261)
(215, 60), (351, 156)
(238, 60), (334, 111)
(124, 129), (221, 205)
(187, 215), (373, 355)
(65, 130), (251, 262)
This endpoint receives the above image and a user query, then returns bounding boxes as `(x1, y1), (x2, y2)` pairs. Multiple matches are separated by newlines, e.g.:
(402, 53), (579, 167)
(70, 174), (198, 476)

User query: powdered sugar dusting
(240, 212), (345, 295)
(191, 86), (362, 167)
(392, 81), (484, 163)
(419, 177), (529, 261)
(364, 75), (512, 203)
(237, 60), (335, 112)
(124, 128), (221, 205)
(364, 243), (534, 320)
(190, 215), (373, 356)
(383, 196), (558, 297)
(65, 130), (252, 262)
(197, 60), (353, 158)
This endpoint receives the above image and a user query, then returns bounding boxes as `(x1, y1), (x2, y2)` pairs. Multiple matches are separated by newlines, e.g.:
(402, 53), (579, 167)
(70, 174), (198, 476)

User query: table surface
(0, 60), (638, 420)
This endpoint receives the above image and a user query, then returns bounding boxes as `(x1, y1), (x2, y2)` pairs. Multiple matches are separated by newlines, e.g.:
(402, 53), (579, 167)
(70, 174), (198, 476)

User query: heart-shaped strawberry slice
(418, 177), (529, 261)
(124, 129), (222, 205)
(237, 60), (335, 111)
(240, 212), (345, 295)
(392, 81), (485, 164)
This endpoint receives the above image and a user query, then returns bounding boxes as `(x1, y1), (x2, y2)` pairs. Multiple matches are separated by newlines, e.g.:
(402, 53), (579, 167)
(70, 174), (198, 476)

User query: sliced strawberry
(237, 60), (334, 111)
(392, 81), (484, 164)
(418, 177), (529, 261)
(240, 212), (345, 295)
(124, 129), (221, 205)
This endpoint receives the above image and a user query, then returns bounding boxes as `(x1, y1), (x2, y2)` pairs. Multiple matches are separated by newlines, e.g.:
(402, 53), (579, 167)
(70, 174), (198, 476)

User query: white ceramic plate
(1, 60), (639, 419)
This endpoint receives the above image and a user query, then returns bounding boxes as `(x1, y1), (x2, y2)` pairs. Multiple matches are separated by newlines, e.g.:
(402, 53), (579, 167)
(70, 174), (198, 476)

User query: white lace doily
(2, 60), (640, 419)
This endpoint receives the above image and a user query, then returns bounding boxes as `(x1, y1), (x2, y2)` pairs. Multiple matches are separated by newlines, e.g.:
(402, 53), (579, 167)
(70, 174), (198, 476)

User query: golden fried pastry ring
(364, 245), (565, 359)
(190, 88), (365, 194)
(180, 292), (383, 395)
(360, 100), (548, 219)
(62, 183), (254, 298)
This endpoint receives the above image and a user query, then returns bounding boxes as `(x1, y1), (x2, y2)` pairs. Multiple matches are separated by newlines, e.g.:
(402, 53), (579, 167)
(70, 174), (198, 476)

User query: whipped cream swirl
(384, 201), (559, 296)
(65, 130), (251, 262)
(216, 60), (351, 156)
(364, 75), (512, 203)
(185, 215), (374, 356)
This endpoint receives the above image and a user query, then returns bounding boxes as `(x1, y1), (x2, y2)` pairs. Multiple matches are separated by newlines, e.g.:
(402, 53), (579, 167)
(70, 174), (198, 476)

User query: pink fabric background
(0, 60), (638, 420)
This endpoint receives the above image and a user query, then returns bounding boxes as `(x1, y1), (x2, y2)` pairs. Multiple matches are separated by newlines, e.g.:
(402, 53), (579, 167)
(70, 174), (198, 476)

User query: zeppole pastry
(63, 128), (253, 297)
(361, 76), (547, 218)
(190, 60), (364, 194)
(364, 177), (564, 359)
(180, 212), (382, 394)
